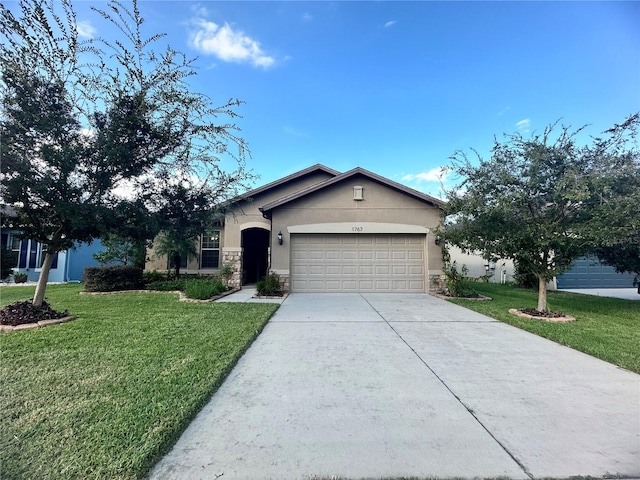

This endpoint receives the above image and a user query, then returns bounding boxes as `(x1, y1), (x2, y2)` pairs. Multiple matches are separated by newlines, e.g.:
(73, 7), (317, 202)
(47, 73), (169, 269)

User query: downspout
(425, 228), (430, 294)
(64, 248), (71, 282)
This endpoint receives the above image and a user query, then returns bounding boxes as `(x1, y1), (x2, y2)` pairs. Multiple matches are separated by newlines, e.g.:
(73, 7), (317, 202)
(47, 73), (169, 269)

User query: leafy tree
(93, 234), (147, 267)
(580, 115), (640, 292)
(442, 118), (637, 312)
(151, 182), (226, 278)
(1, 0), (252, 307)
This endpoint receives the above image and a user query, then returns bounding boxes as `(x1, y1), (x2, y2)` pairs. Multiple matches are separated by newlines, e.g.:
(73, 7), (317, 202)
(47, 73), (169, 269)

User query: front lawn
(0, 284), (278, 479)
(448, 283), (640, 374)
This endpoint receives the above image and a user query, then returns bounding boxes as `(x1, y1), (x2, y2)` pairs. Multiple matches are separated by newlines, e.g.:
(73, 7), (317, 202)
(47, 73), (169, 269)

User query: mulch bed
(509, 308), (576, 323)
(0, 301), (69, 327)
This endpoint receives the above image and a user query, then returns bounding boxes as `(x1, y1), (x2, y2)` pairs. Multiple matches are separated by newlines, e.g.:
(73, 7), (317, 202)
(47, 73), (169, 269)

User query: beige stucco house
(146, 164), (445, 292)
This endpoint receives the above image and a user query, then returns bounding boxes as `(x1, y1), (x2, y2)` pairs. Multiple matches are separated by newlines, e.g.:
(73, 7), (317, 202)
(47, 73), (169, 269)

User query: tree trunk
(33, 253), (55, 307)
(173, 252), (181, 279)
(536, 273), (547, 312)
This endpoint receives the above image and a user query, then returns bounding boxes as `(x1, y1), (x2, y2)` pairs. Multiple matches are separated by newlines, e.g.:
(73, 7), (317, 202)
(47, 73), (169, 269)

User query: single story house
(1, 229), (104, 283)
(447, 245), (515, 284)
(147, 164), (445, 292)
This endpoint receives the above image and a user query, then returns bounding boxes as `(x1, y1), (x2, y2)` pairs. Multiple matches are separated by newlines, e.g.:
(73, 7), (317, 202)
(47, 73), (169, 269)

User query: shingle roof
(259, 166), (445, 216)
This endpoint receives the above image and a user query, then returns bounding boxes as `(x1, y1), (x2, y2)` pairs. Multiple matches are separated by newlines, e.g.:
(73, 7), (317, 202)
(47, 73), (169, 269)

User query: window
(167, 254), (187, 270)
(39, 244), (58, 269)
(11, 236), (21, 252)
(201, 230), (220, 269)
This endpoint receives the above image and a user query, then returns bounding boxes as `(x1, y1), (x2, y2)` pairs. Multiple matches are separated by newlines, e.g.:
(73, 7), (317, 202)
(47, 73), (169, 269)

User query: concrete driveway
(149, 293), (640, 480)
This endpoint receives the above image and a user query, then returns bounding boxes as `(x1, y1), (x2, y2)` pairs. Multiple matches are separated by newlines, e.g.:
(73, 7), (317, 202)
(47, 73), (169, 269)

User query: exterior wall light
(277, 231), (283, 245)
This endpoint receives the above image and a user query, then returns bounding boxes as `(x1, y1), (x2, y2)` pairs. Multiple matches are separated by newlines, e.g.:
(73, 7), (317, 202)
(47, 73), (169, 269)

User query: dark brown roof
(259, 166), (445, 215)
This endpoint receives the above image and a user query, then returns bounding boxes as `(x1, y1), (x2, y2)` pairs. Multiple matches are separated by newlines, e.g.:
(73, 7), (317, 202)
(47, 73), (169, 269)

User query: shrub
(256, 272), (282, 296)
(13, 272), (28, 284)
(146, 280), (185, 291)
(1, 248), (17, 279)
(183, 278), (226, 300)
(513, 261), (538, 289)
(443, 261), (477, 298)
(142, 270), (167, 285)
(219, 263), (235, 287)
(83, 266), (143, 292)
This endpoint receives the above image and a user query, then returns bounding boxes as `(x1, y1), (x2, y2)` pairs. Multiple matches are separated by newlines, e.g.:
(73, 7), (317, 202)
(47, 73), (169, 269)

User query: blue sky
(43, 1), (640, 196)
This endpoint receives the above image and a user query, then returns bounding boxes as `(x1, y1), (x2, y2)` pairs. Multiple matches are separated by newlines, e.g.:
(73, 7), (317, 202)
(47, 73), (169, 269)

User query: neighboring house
(447, 245), (515, 284)
(147, 164), (445, 292)
(1, 229), (104, 283)
(556, 256), (636, 289)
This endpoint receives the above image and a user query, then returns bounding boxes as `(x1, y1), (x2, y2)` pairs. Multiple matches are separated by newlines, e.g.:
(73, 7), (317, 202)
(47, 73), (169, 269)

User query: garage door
(556, 256), (635, 289)
(291, 234), (425, 292)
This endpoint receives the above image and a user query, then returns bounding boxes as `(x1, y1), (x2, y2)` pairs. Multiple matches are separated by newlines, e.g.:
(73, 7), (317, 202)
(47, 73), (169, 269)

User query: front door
(241, 228), (270, 284)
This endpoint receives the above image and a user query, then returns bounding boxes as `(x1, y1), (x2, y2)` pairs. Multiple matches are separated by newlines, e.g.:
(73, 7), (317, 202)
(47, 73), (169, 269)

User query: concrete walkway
(216, 285), (286, 304)
(149, 293), (640, 480)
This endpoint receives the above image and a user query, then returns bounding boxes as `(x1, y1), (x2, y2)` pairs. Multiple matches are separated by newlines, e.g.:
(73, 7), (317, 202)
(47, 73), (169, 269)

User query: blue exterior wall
(3, 230), (105, 283)
(66, 241), (104, 282)
(557, 256), (636, 289)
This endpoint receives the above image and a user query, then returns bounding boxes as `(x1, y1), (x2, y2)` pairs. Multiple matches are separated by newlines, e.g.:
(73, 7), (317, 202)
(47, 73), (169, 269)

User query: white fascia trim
(287, 222), (430, 234)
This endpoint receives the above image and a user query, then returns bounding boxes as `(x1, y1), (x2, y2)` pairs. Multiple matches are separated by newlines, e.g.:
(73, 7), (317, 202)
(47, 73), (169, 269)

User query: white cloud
(384, 20), (397, 28)
(190, 3), (209, 17)
(516, 118), (530, 133)
(497, 106), (510, 116)
(189, 19), (275, 68)
(402, 166), (448, 184)
(76, 21), (96, 39)
(302, 12), (313, 22)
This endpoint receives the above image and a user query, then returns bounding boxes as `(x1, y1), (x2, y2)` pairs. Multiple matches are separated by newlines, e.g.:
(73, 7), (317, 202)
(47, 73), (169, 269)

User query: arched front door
(241, 228), (270, 284)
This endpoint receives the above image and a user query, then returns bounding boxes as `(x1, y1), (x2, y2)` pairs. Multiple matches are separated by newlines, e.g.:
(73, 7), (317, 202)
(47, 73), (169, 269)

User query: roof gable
(239, 164), (340, 200)
(260, 166), (445, 214)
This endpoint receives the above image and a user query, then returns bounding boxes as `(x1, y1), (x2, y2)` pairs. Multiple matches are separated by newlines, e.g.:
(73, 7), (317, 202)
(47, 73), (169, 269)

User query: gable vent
(353, 185), (364, 201)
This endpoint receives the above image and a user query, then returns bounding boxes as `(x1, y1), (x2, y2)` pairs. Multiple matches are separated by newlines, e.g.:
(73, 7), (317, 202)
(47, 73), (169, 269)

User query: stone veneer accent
(429, 274), (446, 293)
(278, 273), (290, 292)
(221, 248), (242, 289)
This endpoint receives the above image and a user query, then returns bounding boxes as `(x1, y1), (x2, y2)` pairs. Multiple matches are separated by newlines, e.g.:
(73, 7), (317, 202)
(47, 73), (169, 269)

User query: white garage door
(291, 234), (425, 292)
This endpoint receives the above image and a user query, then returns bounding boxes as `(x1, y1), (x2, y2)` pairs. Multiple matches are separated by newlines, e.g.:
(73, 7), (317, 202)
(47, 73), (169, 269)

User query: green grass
(449, 283), (640, 374)
(0, 284), (279, 480)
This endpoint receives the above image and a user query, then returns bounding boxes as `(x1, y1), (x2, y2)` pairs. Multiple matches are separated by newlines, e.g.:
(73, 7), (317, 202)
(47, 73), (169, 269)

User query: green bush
(13, 272), (28, 284)
(142, 270), (167, 285)
(83, 266), (143, 292)
(146, 280), (185, 291)
(219, 263), (235, 287)
(443, 261), (478, 298)
(513, 261), (538, 289)
(183, 278), (227, 300)
(1, 248), (17, 279)
(256, 272), (282, 296)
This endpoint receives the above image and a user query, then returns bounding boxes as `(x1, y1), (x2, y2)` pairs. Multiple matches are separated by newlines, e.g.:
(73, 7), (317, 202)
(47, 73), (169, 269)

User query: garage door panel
(291, 234), (425, 293)
(342, 265), (357, 275)
(557, 256), (635, 289)
(359, 251), (374, 260)
(342, 251), (357, 260)
(309, 265), (324, 275)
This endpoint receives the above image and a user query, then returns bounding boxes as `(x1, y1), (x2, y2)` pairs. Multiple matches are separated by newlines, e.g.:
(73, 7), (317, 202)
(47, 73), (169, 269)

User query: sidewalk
(215, 285), (286, 304)
(558, 287), (639, 301)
